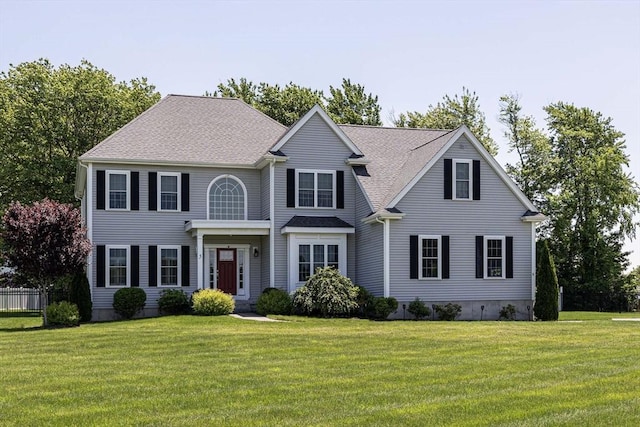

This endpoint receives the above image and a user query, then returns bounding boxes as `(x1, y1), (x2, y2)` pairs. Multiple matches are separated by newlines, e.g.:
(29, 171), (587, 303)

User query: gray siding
(388, 135), (533, 301)
(354, 182), (384, 295)
(90, 163), (264, 309)
(273, 114), (358, 286)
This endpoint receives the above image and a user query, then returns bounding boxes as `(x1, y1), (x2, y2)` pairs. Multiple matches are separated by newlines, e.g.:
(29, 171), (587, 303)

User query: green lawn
(1, 315), (639, 426)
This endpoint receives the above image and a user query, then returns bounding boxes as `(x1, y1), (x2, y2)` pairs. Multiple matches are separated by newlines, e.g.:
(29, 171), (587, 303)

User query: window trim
(418, 235), (441, 280)
(106, 170), (130, 211)
(453, 159), (473, 201)
(295, 169), (336, 209)
(158, 245), (182, 287)
(484, 236), (505, 279)
(206, 175), (248, 220)
(287, 233), (347, 292)
(106, 245), (130, 288)
(157, 172), (181, 212)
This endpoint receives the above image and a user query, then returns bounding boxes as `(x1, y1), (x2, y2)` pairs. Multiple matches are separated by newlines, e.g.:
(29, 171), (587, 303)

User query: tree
(325, 78), (381, 126)
(498, 94), (553, 208)
(212, 78), (381, 127)
(534, 240), (559, 320)
(1, 199), (91, 325)
(543, 102), (640, 310)
(0, 59), (161, 211)
(394, 87), (498, 155)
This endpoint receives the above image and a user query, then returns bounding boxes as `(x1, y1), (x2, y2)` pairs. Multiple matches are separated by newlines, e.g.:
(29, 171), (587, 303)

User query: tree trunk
(41, 286), (48, 326)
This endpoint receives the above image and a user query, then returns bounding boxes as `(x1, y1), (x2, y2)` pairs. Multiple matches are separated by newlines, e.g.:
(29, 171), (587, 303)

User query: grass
(0, 314), (639, 426)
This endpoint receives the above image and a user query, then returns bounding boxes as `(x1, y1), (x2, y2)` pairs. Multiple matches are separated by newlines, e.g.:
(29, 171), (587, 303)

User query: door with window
(217, 249), (237, 295)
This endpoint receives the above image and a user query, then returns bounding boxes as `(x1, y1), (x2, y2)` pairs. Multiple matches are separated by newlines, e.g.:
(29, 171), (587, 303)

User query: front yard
(1, 314), (638, 426)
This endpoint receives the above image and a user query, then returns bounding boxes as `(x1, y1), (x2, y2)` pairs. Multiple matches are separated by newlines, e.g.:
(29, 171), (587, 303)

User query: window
(296, 170), (335, 208)
(419, 235), (441, 279)
(298, 243), (339, 282)
(159, 246), (180, 286)
(158, 172), (180, 211)
(107, 245), (129, 287)
(208, 175), (247, 220)
(107, 171), (129, 210)
(454, 160), (472, 200)
(485, 236), (505, 278)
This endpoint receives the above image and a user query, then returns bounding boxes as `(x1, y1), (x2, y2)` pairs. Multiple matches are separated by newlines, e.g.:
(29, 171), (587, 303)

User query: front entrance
(217, 248), (237, 294)
(204, 245), (249, 299)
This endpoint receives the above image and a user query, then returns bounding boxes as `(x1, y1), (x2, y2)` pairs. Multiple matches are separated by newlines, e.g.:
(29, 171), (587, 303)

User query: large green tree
(543, 102), (640, 310)
(212, 78), (381, 127)
(0, 59), (160, 210)
(394, 87), (498, 156)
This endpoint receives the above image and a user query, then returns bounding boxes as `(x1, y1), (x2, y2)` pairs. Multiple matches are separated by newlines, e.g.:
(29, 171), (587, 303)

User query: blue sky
(1, 0), (639, 267)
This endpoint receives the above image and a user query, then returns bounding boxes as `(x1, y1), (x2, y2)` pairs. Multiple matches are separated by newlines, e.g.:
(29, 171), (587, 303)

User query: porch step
(234, 302), (256, 313)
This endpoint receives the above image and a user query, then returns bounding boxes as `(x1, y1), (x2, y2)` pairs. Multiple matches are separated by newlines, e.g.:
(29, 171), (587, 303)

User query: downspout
(531, 222), (536, 302)
(375, 217), (390, 297)
(269, 159), (276, 288)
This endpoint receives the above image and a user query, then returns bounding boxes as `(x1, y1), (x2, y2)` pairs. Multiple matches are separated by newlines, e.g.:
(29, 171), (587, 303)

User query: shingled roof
(81, 95), (287, 166)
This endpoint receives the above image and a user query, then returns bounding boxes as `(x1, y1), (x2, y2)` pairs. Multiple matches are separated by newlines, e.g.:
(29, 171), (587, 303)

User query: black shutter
(149, 245), (157, 287)
(131, 246), (139, 286)
(287, 169), (295, 208)
(181, 173), (190, 212)
(337, 170), (344, 209)
(181, 246), (190, 287)
(148, 172), (157, 211)
(444, 159), (452, 200)
(442, 236), (450, 279)
(96, 245), (105, 287)
(473, 160), (481, 200)
(131, 172), (139, 211)
(96, 170), (105, 210)
(410, 235), (419, 279)
(476, 236), (484, 278)
(506, 237), (513, 278)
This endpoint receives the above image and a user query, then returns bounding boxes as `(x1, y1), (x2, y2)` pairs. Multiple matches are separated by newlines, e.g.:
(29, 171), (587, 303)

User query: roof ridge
(410, 128), (457, 151)
(338, 123), (453, 132)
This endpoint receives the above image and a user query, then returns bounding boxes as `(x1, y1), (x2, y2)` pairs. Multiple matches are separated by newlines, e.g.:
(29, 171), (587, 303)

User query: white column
(269, 160), (275, 288)
(197, 232), (204, 290)
(531, 222), (536, 300)
(383, 219), (390, 297)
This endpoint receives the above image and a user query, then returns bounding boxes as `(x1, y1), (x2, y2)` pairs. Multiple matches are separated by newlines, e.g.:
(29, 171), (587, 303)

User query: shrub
(256, 288), (292, 315)
(499, 304), (517, 321)
(158, 289), (190, 315)
(534, 239), (559, 321)
(70, 272), (92, 322)
(292, 267), (359, 317)
(434, 303), (462, 321)
(113, 288), (147, 319)
(192, 289), (235, 315)
(367, 296), (398, 320)
(354, 286), (375, 318)
(408, 297), (431, 320)
(46, 301), (80, 327)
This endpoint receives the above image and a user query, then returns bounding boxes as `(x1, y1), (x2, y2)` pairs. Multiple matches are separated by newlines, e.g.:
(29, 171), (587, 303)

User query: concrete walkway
(229, 313), (282, 322)
(612, 318), (640, 321)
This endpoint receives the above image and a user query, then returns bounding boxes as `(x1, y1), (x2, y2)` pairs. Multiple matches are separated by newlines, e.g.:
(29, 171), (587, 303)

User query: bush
(534, 239), (559, 321)
(434, 303), (462, 321)
(367, 296), (398, 320)
(408, 297), (431, 320)
(292, 267), (359, 317)
(354, 286), (375, 318)
(158, 289), (190, 315)
(192, 289), (235, 315)
(46, 301), (80, 327)
(70, 272), (92, 322)
(499, 304), (517, 321)
(113, 287), (147, 319)
(256, 288), (292, 315)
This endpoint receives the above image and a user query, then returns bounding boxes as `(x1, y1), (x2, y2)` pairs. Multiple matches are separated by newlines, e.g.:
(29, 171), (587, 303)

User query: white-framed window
(419, 235), (441, 280)
(106, 245), (129, 287)
(296, 170), (336, 208)
(453, 159), (472, 200)
(106, 170), (130, 210)
(298, 243), (339, 282)
(158, 172), (180, 212)
(207, 175), (247, 220)
(158, 245), (181, 287)
(287, 233), (347, 292)
(485, 236), (505, 279)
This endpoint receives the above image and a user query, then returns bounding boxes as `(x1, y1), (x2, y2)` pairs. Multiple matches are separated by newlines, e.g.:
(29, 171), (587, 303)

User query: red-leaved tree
(1, 199), (91, 325)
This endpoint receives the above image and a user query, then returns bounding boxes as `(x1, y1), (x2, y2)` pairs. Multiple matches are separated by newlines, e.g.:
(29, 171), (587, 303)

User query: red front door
(217, 248), (237, 295)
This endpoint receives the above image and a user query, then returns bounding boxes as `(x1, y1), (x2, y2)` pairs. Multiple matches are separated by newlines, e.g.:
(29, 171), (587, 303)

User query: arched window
(207, 175), (247, 220)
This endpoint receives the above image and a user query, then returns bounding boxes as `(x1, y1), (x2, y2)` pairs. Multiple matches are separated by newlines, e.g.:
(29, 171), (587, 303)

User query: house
(74, 95), (545, 320)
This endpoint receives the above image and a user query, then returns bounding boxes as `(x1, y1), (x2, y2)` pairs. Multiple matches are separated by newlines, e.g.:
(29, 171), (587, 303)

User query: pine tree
(534, 240), (559, 320)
